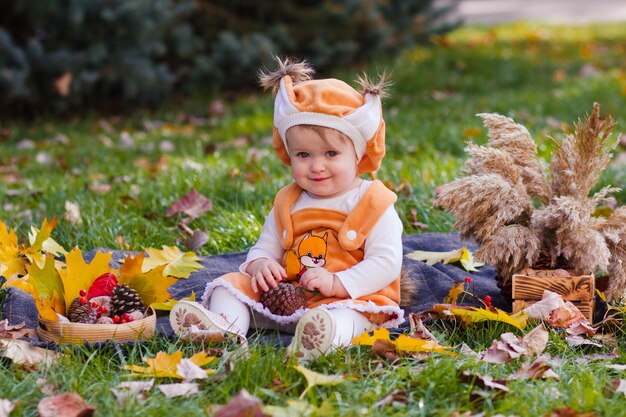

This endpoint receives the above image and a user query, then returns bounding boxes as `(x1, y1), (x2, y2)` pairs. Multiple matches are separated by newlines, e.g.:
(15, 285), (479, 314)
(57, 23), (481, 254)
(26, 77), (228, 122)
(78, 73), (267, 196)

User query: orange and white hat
(259, 58), (389, 174)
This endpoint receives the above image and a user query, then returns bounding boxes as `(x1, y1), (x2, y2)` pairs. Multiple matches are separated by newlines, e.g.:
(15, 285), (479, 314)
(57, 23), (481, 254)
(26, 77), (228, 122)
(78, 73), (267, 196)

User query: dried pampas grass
(435, 103), (626, 301)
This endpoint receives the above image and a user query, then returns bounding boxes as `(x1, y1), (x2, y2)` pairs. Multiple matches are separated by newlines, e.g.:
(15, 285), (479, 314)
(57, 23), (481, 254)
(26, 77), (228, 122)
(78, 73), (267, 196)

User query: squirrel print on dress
(285, 232), (328, 278)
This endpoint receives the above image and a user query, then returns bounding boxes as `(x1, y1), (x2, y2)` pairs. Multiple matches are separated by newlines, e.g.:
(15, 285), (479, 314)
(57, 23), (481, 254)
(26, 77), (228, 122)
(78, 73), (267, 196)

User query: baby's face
(286, 126), (360, 198)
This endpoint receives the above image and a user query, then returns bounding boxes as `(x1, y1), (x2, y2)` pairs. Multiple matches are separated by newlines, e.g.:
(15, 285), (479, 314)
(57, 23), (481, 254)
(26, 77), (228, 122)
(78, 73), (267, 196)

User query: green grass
(3, 22), (626, 416)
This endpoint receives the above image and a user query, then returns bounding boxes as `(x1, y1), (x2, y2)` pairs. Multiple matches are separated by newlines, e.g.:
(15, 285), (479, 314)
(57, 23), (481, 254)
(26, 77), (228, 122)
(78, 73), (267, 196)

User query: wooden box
(511, 272), (595, 321)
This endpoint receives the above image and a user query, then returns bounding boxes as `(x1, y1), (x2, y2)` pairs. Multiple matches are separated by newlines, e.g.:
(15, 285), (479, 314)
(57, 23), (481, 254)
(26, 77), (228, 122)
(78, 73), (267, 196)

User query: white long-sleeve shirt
(240, 180), (403, 299)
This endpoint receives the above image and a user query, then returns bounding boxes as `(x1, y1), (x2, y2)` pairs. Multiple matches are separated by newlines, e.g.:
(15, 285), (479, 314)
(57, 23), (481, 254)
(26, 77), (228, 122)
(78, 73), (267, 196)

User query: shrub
(0, 0), (459, 116)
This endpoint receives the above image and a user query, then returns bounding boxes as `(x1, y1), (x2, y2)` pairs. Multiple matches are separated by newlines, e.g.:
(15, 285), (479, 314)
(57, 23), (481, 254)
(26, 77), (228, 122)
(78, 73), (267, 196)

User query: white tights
(206, 286), (374, 346)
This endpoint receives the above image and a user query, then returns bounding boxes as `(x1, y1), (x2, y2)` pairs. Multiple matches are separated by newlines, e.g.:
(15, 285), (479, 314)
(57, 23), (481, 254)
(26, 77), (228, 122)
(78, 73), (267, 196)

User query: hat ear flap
(272, 128), (291, 166)
(357, 120), (386, 174)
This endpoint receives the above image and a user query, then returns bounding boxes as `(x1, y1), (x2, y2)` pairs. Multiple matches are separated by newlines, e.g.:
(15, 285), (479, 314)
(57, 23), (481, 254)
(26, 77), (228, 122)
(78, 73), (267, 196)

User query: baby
(170, 58), (404, 359)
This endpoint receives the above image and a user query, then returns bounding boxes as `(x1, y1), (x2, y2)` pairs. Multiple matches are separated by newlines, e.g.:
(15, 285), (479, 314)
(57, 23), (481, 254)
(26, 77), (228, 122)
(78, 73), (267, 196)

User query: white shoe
(170, 300), (245, 342)
(287, 308), (336, 360)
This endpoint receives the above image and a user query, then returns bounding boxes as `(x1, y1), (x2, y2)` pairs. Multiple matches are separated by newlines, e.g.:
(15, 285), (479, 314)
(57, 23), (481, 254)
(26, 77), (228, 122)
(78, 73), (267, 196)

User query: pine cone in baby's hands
(260, 282), (307, 316)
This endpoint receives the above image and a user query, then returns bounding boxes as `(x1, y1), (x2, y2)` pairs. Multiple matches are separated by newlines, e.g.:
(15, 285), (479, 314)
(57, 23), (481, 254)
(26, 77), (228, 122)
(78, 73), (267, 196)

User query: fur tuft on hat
(258, 57), (315, 95)
(356, 71), (392, 99)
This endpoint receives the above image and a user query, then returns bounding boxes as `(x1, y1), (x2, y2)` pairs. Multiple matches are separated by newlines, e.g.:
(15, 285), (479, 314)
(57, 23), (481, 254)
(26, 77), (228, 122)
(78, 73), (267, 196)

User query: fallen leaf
(117, 254), (177, 307)
(37, 392), (94, 417)
(522, 323), (549, 356)
(292, 365), (344, 399)
(0, 219), (27, 279)
(142, 246), (203, 278)
(405, 247), (484, 271)
(263, 399), (314, 417)
(58, 249), (112, 314)
(150, 291), (195, 311)
(606, 364), (626, 371)
(111, 379), (154, 406)
(605, 379), (626, 398)
(449, 307), (527, 330)
(177, 358), (210, 382)
(157, 383), (199, 398)
(566, 336), (603, 348)
(462, 371), (509, 392)
(63, 201), (82, 225)
(408, 314), (436, 341)
(444, 282), (465, 305)
(0, 398), (16, 417)
(524, 290), (563, 319)
(0, 338), (60, 369)
(54, 72), (72, 96)
(550, 301), (588, 329)
(123, 350), (215, 379)
(544, 406), (596, 417)
(373, 389), (409, 408)
(0, 320), (35, 340)
(211, 389), (268, 417)
(352, 327), (453, 356)
(26, 253), (65, 320)
(165, 189), (212, 223)
(372, 339), (400, 361)
(508, 355), (559, 380)
(36, 378), (59, 396)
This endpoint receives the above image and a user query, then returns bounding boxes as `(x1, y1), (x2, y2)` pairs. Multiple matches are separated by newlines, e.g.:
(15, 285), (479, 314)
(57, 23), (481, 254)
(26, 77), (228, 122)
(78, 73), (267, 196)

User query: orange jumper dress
(201, 180), (404, 328)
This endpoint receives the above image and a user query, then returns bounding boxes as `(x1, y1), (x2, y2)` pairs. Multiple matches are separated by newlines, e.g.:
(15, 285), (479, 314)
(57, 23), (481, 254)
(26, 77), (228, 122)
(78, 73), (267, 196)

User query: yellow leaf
(292, 365), (344, 399)
(444, 282), (465, 305)
(405, 246), (483, 272)
(596, 289), (607, 303)
(351, 327), (391, 346)
(123, 350), (216, 379)
(188, 351), (216, 368)
(142, 246), (203, 278)
(0, 220), (27, 279)
(125, 350), (183, 379)
(27, 253), (65, 316)
(118, 254), (177, 306)
(353, 328), (454, 356)
(458, 247), (485, 272)
(59, 248), (112, 313)
(151, 291), (195, 311)
(34, 296), (61, 322)
(394, 335), (455, 355)
(449, 307), (527, 330)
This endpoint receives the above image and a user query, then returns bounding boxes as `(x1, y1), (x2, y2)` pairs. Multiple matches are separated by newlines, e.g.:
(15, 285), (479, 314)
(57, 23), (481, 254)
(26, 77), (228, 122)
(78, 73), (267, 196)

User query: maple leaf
(58, 248), (112, 313)
(27, 253), (65, 317)
(405, 247), (484, 272)
(292, 365), (345, 399)
(151, 291), (195, 311)
(123, 350), (216, 379)
(352, 328), (454, 356)
(449, 307), (528, 330)
(142, 246), (203, 278)
(26, 218), (67, 259)
(0, 319), (35, 340)
(0, 219), (27, 279)
(165, 189), (212, 223)
(117, 254), (177, 306)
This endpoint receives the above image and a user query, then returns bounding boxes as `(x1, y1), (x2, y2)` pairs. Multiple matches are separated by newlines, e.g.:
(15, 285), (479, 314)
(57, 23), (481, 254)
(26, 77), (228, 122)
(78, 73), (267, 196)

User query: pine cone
(260, 282), (307, 316)
(67, 297), (97, 324)
(110, 283), (145, 317)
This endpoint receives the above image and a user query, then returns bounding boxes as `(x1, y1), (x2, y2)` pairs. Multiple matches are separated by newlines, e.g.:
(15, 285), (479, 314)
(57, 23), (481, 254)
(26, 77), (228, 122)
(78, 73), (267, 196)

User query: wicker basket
(37, 307), (156, 344)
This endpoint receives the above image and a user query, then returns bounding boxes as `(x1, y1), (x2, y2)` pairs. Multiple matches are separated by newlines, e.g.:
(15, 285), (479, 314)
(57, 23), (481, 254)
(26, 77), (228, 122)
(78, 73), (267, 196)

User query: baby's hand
(247, 258), (286, 293)
(300, 267), (342, 297)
